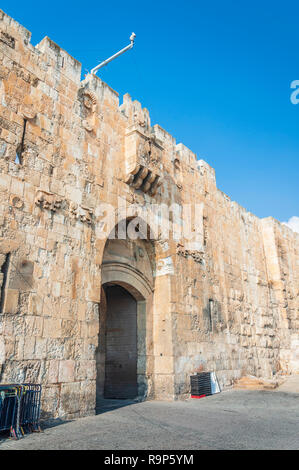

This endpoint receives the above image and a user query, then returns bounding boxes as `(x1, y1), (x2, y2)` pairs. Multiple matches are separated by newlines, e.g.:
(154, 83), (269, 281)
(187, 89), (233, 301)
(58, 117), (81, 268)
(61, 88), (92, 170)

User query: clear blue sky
(2, 0), (298, 222)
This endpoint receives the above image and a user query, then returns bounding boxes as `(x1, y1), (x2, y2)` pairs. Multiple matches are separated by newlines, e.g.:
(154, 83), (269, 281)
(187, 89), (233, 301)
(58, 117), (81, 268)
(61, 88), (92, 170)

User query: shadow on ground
(41, 417), (73, 429)
(0, 430), (10, 443)
(1, 389), (298, 449)
(96, 398), (142, 415)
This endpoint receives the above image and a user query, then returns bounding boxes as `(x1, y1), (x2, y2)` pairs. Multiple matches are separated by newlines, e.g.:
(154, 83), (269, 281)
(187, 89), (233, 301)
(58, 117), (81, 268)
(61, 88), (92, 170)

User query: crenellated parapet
(35, 36), (82, 83)
(0, 6), (218, 196)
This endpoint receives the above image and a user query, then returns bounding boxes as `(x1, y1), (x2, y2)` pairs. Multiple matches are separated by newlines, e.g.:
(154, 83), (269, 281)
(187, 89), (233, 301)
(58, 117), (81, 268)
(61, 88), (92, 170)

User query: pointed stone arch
(96, 218), (155, 404)
(96, 215), (175, 406)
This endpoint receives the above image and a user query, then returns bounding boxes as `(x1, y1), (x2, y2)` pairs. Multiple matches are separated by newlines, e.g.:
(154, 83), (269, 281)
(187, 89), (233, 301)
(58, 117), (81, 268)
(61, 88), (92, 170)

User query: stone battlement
(0, 9), (216, 182)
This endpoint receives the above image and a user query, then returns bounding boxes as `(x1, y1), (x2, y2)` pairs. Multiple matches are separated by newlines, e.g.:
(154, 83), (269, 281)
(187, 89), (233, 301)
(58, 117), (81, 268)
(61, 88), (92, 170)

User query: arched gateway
(96, 225), (154, 405)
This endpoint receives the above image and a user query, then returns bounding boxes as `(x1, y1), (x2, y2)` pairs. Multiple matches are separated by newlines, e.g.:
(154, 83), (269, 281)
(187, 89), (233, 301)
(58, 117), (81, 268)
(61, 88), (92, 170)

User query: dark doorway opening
(104, 284), (138, 399)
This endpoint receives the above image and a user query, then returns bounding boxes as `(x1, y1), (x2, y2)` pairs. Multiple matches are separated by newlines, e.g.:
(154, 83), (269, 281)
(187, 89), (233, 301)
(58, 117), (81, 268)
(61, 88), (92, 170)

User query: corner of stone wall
(260, 216), (299, 374)
(197, 158), (216, 186)
(261, 217), (285, 285)
(176, 143), (197, 168)
(0, 9), (32, 44)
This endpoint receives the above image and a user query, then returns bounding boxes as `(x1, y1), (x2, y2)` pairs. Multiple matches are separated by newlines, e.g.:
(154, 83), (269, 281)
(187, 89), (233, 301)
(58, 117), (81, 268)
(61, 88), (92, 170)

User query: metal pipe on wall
(90, 33), (136, 76)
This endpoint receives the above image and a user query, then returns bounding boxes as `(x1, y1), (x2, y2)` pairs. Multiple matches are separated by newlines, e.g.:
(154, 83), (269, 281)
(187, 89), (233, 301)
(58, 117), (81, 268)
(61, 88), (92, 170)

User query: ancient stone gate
(0, 10), (298, 418)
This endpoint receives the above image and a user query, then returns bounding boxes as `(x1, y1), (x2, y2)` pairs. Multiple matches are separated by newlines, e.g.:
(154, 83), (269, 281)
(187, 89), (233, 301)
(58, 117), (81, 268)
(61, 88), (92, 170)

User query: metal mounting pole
(90, 33), (136, 76)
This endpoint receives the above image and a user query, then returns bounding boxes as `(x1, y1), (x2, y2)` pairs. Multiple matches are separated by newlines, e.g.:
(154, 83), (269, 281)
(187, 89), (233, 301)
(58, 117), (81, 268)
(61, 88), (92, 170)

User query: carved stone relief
(81, 89), (98, 132)
(70, 202), (93, 225)
(35, 190), (63, 212)
(35, 190), (93, 225)
(176, 243), (204, 263)
(10, 195), (24, 209)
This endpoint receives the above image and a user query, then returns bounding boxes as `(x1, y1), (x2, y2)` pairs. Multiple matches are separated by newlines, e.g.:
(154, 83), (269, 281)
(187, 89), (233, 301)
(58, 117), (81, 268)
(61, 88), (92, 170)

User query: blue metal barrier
(0, 385), (21, 438)
(0, 383), (42, 439)
(20, 384), (42, 433)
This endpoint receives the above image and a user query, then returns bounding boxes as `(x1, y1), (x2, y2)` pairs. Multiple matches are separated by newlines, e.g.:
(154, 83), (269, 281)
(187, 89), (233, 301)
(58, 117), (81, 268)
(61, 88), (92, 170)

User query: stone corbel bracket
(19, 104), (36, 120)
(123, 127), (164, 196)
(35, 190), (63, 212)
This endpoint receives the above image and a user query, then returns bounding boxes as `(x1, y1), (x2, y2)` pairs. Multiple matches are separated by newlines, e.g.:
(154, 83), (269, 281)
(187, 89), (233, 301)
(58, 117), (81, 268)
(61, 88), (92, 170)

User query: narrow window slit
(15, 119), (27, 165)
(208, 299), (214, 332)
(0, 253), (11, 313)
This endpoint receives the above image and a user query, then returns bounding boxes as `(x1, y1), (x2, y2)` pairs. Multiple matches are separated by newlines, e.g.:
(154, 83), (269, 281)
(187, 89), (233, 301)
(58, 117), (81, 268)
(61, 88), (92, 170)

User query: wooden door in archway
(104, 284), (138, 399)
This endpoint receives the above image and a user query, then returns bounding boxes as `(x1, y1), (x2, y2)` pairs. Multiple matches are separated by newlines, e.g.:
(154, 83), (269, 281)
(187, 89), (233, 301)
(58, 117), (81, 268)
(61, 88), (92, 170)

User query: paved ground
(275, 374), (299, 393)
(0, 388), (298, 450)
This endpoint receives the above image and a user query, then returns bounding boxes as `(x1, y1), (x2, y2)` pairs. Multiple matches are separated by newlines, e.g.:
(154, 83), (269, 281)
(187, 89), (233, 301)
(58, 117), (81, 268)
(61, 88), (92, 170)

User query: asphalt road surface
(0, 389), (298, 450)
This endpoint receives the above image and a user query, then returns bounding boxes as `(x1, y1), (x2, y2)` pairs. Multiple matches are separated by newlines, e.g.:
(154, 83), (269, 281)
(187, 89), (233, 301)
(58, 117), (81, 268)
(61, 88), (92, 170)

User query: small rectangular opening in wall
(15, 119), (27, 165)
(208, 299), (214, 332)
(85, 181), (92, 194)
(0, 253), (11, 313)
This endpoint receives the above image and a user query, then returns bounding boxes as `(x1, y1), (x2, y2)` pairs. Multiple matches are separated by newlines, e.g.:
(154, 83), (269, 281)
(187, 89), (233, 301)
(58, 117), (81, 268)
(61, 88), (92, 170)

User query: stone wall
(0, 9), (298, 418)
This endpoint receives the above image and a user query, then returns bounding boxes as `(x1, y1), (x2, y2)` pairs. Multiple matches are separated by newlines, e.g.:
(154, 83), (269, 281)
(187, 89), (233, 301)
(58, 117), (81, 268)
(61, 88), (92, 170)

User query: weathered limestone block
(58, 360), (75, 383)
(34, 338), (47, 359)
(59, 381), (81, 416)
(75, 360), (96, 381)
(79, 380), (96, 416)
(2, 289), (19, 313)
(0, 335), (5, 365)
(43, 319), (62, 339)
(41, 384), (60, 418)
